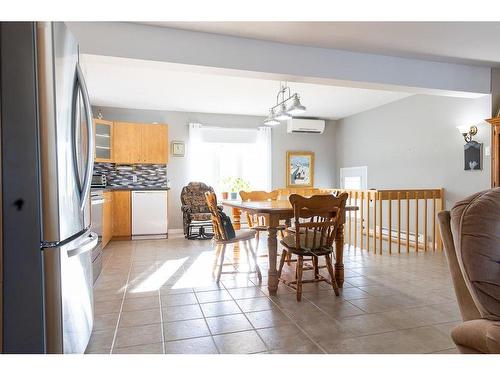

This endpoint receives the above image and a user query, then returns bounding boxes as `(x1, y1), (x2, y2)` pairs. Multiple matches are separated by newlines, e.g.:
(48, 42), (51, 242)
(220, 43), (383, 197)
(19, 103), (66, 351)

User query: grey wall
(94, 107), (336, 230)
(334, 94), (492, 208)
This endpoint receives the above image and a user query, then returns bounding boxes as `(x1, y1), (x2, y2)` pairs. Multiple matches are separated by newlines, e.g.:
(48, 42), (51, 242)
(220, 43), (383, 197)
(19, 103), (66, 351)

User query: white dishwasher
(132, 190), (168, 239)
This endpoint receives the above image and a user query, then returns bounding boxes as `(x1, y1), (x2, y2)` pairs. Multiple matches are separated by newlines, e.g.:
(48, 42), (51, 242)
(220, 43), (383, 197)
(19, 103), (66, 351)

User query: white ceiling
(81, 54), (411, 119)
(142, 22), (500, 67)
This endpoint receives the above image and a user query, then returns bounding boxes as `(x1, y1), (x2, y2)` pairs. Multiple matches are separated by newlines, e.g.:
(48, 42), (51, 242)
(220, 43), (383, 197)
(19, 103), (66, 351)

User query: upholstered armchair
(438, 188), (500, 354)
(181, 182), (220, 239)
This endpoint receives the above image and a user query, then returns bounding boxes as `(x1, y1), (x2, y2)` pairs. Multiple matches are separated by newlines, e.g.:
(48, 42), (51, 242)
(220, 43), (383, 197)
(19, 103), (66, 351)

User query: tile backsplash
(94, 163), (168, 188)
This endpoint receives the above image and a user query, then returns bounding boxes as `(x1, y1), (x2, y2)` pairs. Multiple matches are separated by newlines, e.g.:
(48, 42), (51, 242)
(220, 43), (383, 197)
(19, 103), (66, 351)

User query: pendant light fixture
(264, 108), (280, 126)
(287, 94), (306, 115)
(264, 82), (306, 125)
(275, 102), (292, 121)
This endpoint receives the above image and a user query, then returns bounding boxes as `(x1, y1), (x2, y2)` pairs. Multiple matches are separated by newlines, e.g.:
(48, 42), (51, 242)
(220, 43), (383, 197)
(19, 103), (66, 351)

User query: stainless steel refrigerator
(1, 22), (97, 353)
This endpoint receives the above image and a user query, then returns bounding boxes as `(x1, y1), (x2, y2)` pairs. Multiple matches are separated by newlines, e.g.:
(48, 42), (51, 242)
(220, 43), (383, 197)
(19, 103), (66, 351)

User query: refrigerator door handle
(76, 63), (95, 211)
(67, 232), (98, 258)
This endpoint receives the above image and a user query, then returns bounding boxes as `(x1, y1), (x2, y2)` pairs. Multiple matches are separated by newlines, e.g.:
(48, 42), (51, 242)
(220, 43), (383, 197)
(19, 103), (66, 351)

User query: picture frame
(286, 151), (314, 188)
(171, 141), (185, 157)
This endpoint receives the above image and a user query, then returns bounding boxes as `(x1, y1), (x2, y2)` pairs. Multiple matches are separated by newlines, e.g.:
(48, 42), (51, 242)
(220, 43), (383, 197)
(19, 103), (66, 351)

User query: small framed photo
(171, 141), (185, 157)
(286, 151), (314, 187)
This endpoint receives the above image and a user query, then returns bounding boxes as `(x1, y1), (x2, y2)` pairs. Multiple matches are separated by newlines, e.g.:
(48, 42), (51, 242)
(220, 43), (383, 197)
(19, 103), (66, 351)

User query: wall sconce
(456, 125), (478, 143)
(457, 125), (482, 171)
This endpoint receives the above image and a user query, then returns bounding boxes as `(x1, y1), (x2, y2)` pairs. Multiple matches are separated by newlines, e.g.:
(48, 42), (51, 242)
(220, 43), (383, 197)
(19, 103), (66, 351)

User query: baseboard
(168, 229), (184, 234)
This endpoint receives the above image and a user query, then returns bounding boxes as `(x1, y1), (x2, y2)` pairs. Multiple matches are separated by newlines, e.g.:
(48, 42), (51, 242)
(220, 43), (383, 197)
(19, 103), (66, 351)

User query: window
(340, 166), (367, 190)
(188, 123), (271, 192)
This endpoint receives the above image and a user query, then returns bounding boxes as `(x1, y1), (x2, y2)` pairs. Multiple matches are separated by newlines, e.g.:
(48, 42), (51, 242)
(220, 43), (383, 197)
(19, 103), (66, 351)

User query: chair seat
(280, 234), (333, 255)
(252, 224), (286, 231)
(190, 212), (212, 221)
(215, 229), (257, 244)
(451, 319), (500, 354)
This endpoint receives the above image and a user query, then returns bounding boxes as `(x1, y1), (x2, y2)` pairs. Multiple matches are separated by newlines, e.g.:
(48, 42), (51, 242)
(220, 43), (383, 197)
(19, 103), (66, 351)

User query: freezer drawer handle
(67, 232), (98, 258)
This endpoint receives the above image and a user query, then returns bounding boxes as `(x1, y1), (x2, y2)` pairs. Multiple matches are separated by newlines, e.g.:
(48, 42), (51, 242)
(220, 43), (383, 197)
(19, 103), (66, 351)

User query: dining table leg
(334, 221), (345, 288)
(266, 216), (279, 295)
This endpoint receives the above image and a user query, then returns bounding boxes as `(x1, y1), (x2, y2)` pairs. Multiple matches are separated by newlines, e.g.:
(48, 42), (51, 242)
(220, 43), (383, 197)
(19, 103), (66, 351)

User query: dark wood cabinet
(486, 117), (500, 187)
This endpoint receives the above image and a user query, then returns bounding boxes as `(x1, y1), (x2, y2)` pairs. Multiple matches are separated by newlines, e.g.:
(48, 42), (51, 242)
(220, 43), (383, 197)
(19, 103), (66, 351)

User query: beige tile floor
(86, 235), (461, 354)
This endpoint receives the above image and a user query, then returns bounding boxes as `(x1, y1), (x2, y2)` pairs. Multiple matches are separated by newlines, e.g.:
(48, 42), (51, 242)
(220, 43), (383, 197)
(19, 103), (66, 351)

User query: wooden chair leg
(313, 256), (319, 279)
(325, 253), (340, 296)
(216, 244), (227, 283)
(212, 243), (222, 274)
(278, 249), (287, 278)
(247, 240), (262, 281)
(296, 255), (304, 301)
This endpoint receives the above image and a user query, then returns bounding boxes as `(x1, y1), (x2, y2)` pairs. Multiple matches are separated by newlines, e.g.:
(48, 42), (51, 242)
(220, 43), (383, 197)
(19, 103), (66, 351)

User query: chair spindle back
(289, 193), (348, 251)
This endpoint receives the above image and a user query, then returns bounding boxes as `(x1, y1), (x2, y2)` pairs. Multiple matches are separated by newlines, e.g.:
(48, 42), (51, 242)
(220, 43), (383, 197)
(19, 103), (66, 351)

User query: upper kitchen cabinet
(141, 124), (169, 164)
(113, 122), (142, 164)
(113, 122), (168, 164)
(93, 119), (113, 162)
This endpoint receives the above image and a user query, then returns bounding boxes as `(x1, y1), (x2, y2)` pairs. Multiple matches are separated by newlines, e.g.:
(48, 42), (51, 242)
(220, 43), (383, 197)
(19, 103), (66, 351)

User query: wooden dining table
(221, 199), (358, 296)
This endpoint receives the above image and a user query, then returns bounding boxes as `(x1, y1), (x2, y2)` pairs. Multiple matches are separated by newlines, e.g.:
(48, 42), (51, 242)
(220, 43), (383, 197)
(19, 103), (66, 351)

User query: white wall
(94, 107), (336, 230)
(334, 94), (492, 208)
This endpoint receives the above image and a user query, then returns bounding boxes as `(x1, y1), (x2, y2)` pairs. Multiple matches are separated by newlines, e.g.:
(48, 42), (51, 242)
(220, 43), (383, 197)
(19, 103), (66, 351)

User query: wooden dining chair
(278, 193), (348, 301)
(205, 191), (262, 283)
(239, 190), (287, 256)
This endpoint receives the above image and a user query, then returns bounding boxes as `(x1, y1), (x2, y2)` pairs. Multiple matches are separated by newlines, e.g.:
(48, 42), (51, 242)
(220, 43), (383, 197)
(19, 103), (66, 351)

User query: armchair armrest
(181, 205), (192, 213)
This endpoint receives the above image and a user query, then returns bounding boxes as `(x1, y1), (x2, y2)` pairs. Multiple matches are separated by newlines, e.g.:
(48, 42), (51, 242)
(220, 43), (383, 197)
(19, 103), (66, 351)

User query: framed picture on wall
(286, 151), (314, 187)
(171, 141), (185, 157)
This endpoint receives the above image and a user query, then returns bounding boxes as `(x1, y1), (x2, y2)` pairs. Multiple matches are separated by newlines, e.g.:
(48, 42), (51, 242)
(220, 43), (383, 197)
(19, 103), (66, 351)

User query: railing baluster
(437, 188), (445, 250)
(406, 191), (410, 253)
(415, 191), (419, 252)
(373, 192), (377, 254)
(349, 191), (352, 249)
(432, 190), (436, 252)
(397, 192), (401, 254)
(378, 192), (383, 255)
(360, 191), (364, 251)
(388, 192), (392, 255)
(424, 192), (428, 252)
(354, 191), (358, 251)
(367, 192), (371, 253)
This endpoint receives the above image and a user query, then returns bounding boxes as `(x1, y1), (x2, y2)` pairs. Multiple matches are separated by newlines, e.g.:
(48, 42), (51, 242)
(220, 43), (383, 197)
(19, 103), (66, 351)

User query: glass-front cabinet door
(93, 119), (113, 162)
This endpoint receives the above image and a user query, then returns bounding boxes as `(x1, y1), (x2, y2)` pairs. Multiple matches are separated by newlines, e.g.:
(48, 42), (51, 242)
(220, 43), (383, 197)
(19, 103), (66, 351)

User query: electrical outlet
(132, 175), (138, 183)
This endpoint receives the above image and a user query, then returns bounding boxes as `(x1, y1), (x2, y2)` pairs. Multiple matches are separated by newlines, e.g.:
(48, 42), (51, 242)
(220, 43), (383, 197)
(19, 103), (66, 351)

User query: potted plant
(230, 177), (251, 200)
(219, 177), (232, 200)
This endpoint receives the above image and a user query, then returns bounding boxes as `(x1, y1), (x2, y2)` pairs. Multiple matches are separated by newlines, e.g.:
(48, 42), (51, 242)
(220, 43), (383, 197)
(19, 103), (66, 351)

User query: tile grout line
(193, 286), (221, 354)
(225, 280), (271, 353)
(108, 255), (134, 354)
(156, 261), (166, 354)
(247, 265), (328, 354)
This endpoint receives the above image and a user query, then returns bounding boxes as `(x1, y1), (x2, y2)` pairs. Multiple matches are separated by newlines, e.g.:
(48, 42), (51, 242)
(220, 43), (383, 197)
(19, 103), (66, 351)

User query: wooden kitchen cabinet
(94, 119), (114, 162)
(113, 121), (168, 164)
(141, 124), (169, 164)
(102, 191), (113, 248)
(112, 190), (131, 237)
(113, 122), (142, 164)
(486, 117), (500, 187)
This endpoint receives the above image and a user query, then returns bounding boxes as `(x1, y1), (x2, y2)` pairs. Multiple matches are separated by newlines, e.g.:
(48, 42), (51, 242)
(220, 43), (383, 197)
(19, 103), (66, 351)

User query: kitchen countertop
(91, 187), (170, 192)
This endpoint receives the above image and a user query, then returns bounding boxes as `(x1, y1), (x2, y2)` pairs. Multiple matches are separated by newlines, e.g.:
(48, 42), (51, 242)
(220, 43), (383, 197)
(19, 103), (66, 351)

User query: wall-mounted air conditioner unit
(286, 118), (325, 134)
